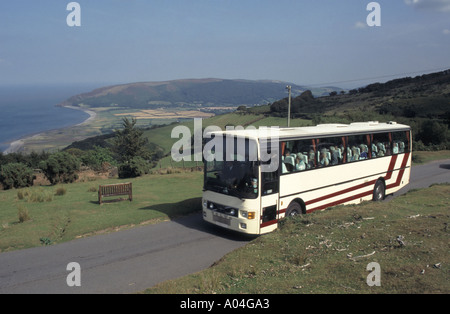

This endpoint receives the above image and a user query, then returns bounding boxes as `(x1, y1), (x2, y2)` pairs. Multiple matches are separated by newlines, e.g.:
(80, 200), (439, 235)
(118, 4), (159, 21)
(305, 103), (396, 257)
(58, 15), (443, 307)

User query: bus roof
(207, 121), (410, 140)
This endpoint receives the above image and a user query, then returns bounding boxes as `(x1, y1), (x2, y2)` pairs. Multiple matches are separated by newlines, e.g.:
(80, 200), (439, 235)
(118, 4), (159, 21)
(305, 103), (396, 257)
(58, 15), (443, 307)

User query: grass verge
(413, 150), (450, 164)
(145, 183), (450, 294)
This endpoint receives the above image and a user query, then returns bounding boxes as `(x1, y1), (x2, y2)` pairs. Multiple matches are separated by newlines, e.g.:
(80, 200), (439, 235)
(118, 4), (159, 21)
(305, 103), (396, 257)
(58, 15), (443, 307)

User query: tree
(418, 120), (449, 146)
(39, 152), (80, 185)
(0, 163), (35, 190)
(118, 156), (151, 178)
(113, 117), (151, 163)
(81, 146), (116, 171)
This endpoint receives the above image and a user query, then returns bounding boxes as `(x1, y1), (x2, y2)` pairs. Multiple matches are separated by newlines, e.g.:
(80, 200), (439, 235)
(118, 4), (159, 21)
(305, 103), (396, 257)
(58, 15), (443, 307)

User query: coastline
(2, 106), (97, 154)
(63, 105), (97, 126)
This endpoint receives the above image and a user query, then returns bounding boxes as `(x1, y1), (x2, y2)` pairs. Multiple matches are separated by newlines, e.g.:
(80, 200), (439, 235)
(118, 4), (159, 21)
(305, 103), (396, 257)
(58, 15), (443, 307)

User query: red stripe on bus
(386, 152), (410, 189)
(384, 154), (398, 180)
(260, 153), (410, 228)
(304, 180), (375, 207)
(304, 154), (398, 207)
(308, 189), (374, 212)
(260, 220), (277, 228)
(306, 153), (409, 213)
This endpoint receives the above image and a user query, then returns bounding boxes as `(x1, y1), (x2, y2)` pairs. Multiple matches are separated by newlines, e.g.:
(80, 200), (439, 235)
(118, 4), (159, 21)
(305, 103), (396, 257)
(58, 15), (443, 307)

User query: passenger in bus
(295, 154), (306, 171)
(351, 146), (359, 161)
(393, 142), (399, 154)
(371, 143), (378, 158)
(347, 147), (352, 162)
(319, 150), (329, 167)
(359, 144), (368, 160)
(377, 142), (385, 157)
(330, 146), (340, 165)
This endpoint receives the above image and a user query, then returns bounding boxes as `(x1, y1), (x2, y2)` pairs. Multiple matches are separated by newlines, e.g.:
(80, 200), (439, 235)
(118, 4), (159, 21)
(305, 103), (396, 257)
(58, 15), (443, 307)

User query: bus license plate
(213, 213), (231, 226)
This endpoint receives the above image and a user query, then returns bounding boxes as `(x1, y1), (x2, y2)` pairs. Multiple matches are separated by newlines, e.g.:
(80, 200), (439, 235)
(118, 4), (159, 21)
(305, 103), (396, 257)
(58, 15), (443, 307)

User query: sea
(0, 84), (101, 153)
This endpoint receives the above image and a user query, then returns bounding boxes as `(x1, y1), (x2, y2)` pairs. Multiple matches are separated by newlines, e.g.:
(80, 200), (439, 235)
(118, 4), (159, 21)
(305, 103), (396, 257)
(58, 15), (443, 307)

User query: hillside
(58, 78), (341, 109)
(268, 69), (450, 120)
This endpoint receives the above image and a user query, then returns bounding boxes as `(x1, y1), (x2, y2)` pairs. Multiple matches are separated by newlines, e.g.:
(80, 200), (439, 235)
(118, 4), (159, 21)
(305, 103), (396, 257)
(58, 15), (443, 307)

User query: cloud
(443, 28), (450, 34)
(404, 0), (450, 13)
(354, 21), (367, 29)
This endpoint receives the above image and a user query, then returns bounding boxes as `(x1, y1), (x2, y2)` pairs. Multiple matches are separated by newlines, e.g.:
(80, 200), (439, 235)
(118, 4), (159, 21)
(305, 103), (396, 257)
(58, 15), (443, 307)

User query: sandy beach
(2, 106), (97, 154)
(3, 139), (25, 154)
(63, 105), (97, 126)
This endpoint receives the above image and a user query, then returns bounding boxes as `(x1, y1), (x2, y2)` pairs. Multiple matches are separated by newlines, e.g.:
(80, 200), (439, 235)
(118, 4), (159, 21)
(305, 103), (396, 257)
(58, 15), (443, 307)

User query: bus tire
(373, 180), (385, 201)
(286, 202), (302, 217)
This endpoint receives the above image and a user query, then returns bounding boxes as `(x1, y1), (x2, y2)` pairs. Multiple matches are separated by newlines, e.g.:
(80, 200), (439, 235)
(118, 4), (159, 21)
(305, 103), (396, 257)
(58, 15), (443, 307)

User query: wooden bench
(98, 182), (132, 205)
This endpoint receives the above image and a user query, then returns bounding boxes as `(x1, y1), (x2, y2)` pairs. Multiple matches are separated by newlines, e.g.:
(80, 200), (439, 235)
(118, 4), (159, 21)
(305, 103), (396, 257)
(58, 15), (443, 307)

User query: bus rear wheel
(373, 180), (385, 201)
(286, 202), (302, 217)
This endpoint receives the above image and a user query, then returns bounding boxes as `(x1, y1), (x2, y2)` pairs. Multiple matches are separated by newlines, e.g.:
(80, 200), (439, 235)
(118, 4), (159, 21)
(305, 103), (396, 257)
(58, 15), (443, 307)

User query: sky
(1, 0), (449, 89)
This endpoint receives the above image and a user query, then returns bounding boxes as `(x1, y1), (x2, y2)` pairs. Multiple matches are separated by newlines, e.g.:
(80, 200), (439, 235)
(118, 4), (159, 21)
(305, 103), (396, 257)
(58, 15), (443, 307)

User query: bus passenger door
(260, 169), (280, 234)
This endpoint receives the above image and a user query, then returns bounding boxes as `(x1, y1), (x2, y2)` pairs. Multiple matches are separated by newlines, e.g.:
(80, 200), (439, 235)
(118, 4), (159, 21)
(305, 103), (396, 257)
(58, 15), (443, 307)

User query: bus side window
(291, 139), (314, 171)
(372, 133), (391, 157)
(392, 131), (409, 154)
(348, 134), (368, 161)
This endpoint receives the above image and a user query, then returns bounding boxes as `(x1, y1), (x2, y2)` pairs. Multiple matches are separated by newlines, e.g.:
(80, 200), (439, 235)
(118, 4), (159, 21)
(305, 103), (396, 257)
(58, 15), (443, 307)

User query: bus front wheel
(286, 202), (302, 217)
(373, 180), (385, 201)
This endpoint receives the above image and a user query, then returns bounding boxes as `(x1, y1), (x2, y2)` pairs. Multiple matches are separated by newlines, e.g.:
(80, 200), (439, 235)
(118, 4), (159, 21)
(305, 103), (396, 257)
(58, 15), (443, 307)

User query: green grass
(145, 184), (450, 294)
(0, 171), (203, 252)
(412, 150), (450, 164)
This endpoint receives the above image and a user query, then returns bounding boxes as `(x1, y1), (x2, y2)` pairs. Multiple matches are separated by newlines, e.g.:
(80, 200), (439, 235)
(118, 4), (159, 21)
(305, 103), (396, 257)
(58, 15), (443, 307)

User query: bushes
(0, 163), (35, 190)
(39, 152), (80, 185)
(118, 156), (151, 178)
(80, 146), (116, 171)
(17, 187), (54, 202)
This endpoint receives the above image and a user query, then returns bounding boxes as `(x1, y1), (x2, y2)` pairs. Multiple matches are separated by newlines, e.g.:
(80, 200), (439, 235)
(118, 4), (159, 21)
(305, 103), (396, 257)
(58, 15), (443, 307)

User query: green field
(145, 183), (450, 294)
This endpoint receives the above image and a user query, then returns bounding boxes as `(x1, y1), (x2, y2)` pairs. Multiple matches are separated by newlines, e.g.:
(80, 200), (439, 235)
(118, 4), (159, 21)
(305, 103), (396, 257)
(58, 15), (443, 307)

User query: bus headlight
(241, 211), (256, 219)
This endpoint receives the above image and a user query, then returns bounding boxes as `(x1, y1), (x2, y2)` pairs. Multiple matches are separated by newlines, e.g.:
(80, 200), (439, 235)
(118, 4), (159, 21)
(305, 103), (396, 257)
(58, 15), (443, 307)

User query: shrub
(17, 204), (30, 223)
(55, 186), (67, 196)
(0, 163), (35, 190)
(39, 237), (52, 246)
(18, 188), (54, 203)
(118, 156), (151, 178)
(87, 186), (97, 192)
(39, 152), (80, 185)
(81, 146), (116, 171)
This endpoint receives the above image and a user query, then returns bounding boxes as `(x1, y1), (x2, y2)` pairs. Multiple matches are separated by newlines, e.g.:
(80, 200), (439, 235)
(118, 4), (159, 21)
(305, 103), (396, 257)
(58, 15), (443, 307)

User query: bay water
(0, 84), (101, 153)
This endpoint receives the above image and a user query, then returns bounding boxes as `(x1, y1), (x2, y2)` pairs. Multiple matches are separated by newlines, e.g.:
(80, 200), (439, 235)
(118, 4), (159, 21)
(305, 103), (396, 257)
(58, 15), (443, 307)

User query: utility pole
(286, 85), (291, 127)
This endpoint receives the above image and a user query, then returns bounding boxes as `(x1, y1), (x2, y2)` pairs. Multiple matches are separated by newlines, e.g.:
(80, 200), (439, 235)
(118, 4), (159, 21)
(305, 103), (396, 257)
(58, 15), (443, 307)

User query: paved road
(0, 159), (449, 294)
(389, 158), (450, 198)
(0, 214), (251, 294)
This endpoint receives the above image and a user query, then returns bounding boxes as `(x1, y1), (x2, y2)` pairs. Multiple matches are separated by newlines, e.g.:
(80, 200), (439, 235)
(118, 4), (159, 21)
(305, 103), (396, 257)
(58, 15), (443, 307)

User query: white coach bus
(202, 121), (411, 235)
